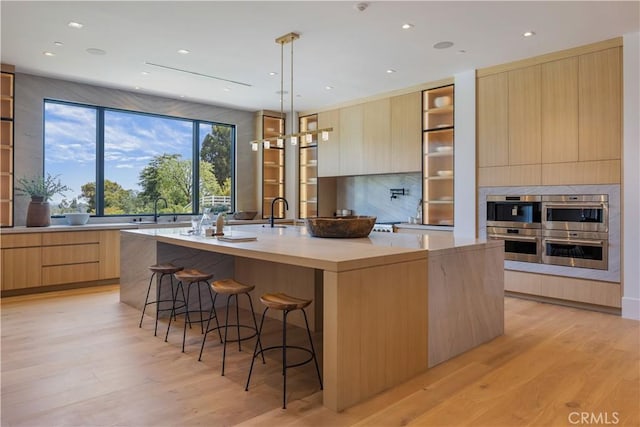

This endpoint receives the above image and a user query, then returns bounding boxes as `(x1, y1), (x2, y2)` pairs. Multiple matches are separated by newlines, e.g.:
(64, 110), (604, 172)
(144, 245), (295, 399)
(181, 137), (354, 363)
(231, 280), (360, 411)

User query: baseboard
(621, 296), (640, 320)
(1, 278), (119, 298)
(506, 291), (622, 316)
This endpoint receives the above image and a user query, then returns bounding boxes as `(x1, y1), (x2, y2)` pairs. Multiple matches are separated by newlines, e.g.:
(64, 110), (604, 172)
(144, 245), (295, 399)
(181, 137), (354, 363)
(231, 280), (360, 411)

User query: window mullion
(193, 122), (200, 214)
(96, 108), (105, 216)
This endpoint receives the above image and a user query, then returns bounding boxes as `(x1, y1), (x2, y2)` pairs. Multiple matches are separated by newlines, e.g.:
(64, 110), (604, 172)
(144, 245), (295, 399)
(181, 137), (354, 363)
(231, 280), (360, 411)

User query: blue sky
(44, 102), (192, 205)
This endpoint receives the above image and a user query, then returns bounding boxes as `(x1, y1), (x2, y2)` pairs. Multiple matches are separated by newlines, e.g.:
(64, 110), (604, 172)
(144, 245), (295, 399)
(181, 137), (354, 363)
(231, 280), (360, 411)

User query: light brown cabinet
(422, 85), (454, 226)
(508, 66), (541, 166)
(1, 229), (120, 293)
(363, 98), (391, 174)
(477, 41), (622, 187)
(299, 114), (318, 219)
(1, 64), (14, 227)
(317, 109), (340, 177)
(339, 104), (364, 176)
(390, 92), (421, 173)
(258, 113), (285, 219)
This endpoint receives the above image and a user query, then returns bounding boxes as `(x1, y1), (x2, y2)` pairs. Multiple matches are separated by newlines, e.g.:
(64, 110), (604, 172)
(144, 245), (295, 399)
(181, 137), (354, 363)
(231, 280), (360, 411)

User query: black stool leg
(198, 293), (222, 362)
(153, 273), (168, 336)
(245, 307), (269, 391)
(221, 294), (233, 376)
(182, 282), (192, 352)
(139, 271), (157, 328)
(282, 310), (288, 409)
(245, 293), (265, 363)
(165, 279), (181, 342)
(235, 297), (242, 351)
(302, 308), (323, 390)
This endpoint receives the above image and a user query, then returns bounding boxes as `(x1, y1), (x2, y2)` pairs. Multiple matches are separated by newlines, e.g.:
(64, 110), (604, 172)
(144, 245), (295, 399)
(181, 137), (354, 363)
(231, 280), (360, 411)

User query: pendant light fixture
(250, 32), (332, 149)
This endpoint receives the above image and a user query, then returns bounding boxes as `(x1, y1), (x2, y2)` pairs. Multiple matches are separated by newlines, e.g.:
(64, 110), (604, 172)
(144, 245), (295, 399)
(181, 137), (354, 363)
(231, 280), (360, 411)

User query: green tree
(138, 154), (180, 208)
(80, 182), (97, 213)
(200, 124), (232, 187)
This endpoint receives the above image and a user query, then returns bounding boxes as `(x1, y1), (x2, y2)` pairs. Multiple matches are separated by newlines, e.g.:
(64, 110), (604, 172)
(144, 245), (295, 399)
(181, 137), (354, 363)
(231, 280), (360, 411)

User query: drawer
(42, 262), (100, 286)
(0, 233), (42, 248)
(42, 243), (99, 266)
(42, 231), (100, 246)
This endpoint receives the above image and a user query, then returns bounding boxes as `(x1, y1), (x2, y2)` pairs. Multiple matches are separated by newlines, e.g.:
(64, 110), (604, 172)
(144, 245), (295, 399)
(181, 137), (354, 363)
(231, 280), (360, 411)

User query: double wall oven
(487, 194), (609, 270)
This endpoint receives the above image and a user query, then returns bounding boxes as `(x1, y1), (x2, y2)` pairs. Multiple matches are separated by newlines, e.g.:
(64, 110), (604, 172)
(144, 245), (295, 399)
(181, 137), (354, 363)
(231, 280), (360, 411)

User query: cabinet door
(508, 65), (541, 165)
(542, 57), (579, 163)
(391, 92), (421, 173)
(339, 104), (364, 176)
(363, 98), (391, 174)
(579, 47), (621, 161)
(477, 73), (509, 167)
(318, 109), (340, 177)
(2, 247), (42, 290)
(99, 230), (121, 279)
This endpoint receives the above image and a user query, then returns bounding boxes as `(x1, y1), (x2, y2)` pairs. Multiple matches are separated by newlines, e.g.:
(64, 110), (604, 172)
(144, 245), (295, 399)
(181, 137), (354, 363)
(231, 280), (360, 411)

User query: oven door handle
(488, 234), (538, 242)
(543, 238), (604, 246)
(543, 203), (606, 210)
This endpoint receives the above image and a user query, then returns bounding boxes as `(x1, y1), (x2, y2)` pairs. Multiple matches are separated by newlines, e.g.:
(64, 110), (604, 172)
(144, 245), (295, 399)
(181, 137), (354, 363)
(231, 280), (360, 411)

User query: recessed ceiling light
(141, 71), (149, 75)
(134, 86), (141, 90)
(325, 86), (333, 90)
(86, 48), (106, 55)
(67, 21), (83, 29)
(433, 41), (454, 49)
(523, 31), (536, 37)
(223, 87), (231, 92)
(268, 71), (277, 76)
(177, 49), (190, 54)
(53, 41), (64, 47)
(401, 23), (414, 30)
(43, 51), (55, 57)
(386, 69), (396, 74)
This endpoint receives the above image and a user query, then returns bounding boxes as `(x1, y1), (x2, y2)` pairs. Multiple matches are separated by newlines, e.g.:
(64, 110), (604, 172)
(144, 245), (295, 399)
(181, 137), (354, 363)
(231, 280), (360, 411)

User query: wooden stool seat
(211, 278), (255, 295)
(260, 292), (312, 311)
(174, 269), (213, 283)
(148, 263), (183, 275)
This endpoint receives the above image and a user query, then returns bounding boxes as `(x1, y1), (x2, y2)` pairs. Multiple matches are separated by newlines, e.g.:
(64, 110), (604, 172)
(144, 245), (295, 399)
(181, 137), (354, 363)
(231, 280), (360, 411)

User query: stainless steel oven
(487, 226), (541, 263)
(487, 195), (541, 229)
(542, 230), (608, 270)
(542, 195), (608, 233)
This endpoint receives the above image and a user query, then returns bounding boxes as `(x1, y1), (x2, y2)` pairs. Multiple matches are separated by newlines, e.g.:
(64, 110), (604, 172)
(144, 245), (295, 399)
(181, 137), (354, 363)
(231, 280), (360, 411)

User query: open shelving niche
(1, 66), (15, 227)
(298, 114), (318, 219)
(422, 84), (454, 226)
(261, 114), (285, 219)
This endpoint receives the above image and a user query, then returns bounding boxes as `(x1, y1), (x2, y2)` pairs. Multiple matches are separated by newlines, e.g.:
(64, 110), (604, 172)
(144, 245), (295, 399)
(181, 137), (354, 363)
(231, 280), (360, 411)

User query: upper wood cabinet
(317, 109), (340, 177)
(477, 73), (509, 167)
(541, 57), (579, 163)
(390, 92), (421, 173)
(339, 104), (364, 176)
(508, 65), (541, 165)
(578, 47), (621, 161)
(363, 98), (391, 174)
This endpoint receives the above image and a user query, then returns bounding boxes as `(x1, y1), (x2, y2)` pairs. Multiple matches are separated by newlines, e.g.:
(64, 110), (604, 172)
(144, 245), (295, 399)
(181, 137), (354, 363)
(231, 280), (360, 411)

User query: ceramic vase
(26, 196), (51, 227)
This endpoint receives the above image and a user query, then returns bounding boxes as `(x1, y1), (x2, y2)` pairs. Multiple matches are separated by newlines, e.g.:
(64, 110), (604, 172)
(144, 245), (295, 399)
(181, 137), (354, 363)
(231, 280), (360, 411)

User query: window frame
(43, 98), (236, 217)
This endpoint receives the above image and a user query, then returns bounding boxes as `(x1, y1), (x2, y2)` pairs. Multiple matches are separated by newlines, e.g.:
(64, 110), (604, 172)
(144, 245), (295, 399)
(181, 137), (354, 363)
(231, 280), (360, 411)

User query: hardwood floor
(1, 285), (638, 426)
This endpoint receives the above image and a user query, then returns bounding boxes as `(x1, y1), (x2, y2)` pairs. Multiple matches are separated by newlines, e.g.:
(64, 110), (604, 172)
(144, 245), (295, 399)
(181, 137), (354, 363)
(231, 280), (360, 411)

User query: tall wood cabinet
(258, 113), (285, 219)
(477, 40), (622, 187)
(422, 85), (454, 226)
(299, 114), (318, 219)
(1, 64), (15, 227)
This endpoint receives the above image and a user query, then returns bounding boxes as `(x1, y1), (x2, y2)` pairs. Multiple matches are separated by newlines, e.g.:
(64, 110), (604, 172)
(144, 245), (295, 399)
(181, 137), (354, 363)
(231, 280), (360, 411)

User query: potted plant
(15, 174), (69, 227)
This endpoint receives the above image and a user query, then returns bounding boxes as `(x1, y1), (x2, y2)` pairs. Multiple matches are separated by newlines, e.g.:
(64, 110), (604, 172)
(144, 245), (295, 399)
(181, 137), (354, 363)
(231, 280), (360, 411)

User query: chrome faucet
(270, 197), (288, 228)
(153, 197), (168, 222)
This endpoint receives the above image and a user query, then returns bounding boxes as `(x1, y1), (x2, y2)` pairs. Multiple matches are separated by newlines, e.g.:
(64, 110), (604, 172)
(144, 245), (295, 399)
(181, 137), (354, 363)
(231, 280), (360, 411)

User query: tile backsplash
(336, 173), (421, 223)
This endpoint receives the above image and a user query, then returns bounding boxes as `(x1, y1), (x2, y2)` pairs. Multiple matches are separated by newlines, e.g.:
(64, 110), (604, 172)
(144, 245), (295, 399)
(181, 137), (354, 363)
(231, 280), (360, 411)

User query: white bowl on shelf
(439, 196), (453, 201)
(436, 123), (452, 128)
(434, 96), (452, 108)
(437, 170), (454, 177)
(435, 146), (453, 153)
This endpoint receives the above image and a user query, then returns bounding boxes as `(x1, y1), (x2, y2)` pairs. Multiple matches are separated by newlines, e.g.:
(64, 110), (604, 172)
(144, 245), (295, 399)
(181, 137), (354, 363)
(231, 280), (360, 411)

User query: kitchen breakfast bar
(119, 225), (504, 411)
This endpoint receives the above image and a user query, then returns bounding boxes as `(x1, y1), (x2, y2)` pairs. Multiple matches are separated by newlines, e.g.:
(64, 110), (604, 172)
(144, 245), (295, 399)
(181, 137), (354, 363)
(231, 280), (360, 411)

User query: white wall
(453, 70), (476, 238)
(622, 32), (640, 320)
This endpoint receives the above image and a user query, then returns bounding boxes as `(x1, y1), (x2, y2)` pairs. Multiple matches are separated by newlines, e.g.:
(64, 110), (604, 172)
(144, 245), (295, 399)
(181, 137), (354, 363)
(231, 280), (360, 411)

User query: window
(44, 100), (235, 217)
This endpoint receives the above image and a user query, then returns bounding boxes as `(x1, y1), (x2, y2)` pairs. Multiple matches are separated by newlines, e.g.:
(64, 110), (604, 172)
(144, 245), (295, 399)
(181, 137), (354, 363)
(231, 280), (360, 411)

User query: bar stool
(165, 268), (219, 353)
(139, 263), (185, 337)
(198, 278), (264, 376)
(245, 292), (323, 409)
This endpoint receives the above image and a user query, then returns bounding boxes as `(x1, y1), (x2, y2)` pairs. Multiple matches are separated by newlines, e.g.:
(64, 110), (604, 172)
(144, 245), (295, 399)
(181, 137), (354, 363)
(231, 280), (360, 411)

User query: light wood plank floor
(1, 285), (638, 426)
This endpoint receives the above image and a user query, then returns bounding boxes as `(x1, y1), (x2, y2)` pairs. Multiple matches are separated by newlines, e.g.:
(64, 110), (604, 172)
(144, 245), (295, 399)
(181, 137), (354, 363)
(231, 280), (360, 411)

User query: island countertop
(122, 225), (499, 273)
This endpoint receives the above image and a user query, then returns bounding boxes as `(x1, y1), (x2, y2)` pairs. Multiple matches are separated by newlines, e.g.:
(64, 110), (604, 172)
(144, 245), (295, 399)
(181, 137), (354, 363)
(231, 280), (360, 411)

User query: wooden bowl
(305, 216), (376, 238)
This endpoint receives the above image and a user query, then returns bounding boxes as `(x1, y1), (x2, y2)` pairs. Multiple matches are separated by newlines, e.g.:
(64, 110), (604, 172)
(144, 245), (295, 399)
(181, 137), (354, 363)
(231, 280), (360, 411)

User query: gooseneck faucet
(153, 197), (168, 223)
(270, 197), (288, 228)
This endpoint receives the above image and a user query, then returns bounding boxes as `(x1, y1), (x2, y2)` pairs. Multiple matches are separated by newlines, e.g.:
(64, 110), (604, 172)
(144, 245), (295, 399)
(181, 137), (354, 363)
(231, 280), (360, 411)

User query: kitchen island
(120, 225), (504, 411)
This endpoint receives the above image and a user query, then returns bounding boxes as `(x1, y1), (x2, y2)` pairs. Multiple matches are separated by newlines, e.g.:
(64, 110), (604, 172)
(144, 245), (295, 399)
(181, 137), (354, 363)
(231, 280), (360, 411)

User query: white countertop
(122, 224), (498, 272)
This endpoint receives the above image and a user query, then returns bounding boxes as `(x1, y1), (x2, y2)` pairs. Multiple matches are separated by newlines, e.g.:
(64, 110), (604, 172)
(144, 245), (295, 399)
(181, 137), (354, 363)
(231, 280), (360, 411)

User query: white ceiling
(1, 1), (638, 112)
